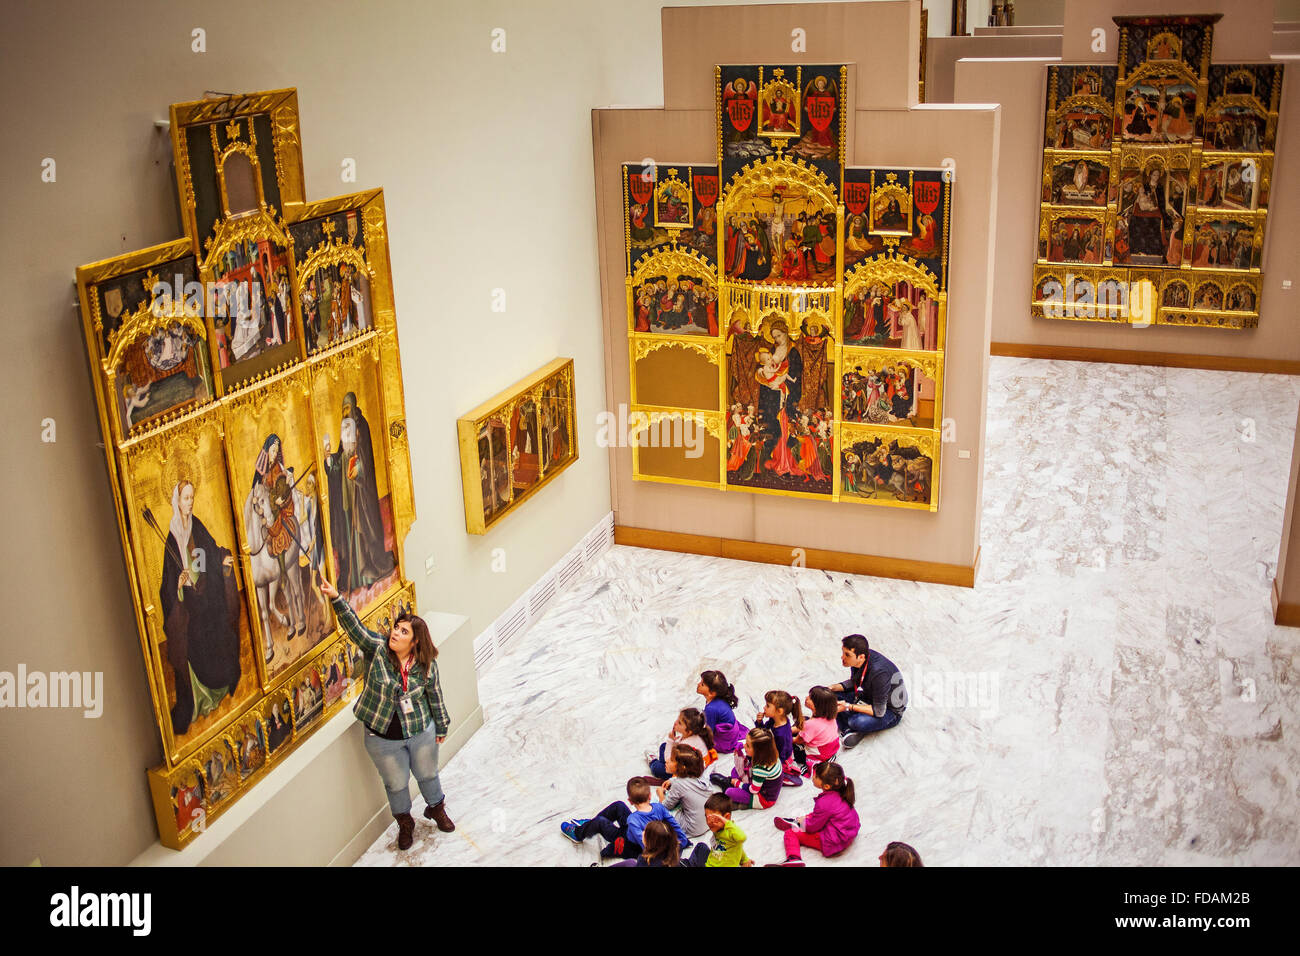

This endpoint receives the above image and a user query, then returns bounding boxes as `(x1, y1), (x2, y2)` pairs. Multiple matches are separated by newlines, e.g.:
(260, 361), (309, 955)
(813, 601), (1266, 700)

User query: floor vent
(472, 511), (614, 676)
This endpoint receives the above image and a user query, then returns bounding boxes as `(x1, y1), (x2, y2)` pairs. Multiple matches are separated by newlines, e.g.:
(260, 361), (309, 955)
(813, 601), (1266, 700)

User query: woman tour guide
(319, 576), (454, 849)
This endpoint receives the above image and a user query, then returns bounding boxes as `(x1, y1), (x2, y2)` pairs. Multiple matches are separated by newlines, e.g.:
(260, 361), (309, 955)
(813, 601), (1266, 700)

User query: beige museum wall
(952, 0), (1300, 365)
(927, 34), (1063, 102)
(0, 0), (832, 867)
(594, 1), (999, 572)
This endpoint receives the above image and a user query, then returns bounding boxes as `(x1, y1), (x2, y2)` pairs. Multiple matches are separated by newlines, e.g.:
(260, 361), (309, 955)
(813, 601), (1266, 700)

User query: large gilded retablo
(1033, 15), (1283, 329)
(76, 89), (417, 849)
(621, 64), (951, 511)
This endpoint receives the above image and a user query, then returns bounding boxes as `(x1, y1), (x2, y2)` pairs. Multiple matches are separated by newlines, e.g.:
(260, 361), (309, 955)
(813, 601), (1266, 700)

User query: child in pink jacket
(793, 686), (841, 775)
(770, 762), (860, 865)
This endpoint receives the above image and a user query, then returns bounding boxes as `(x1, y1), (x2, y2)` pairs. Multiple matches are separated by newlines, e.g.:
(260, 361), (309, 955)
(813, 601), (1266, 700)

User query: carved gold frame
(837, 423), (940, 512)
(80, 91), (413, 851)
(839, 346), (945, 432)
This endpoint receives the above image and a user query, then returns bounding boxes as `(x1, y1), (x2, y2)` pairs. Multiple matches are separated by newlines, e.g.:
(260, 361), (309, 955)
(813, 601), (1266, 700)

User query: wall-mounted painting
(80, 90), (415, 850)
(457, 358), (577, 534)
(1032, 14), (1282, 329)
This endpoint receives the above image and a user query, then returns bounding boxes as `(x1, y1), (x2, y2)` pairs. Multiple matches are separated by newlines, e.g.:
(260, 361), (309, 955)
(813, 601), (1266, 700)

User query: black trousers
(578, 801), (641, 859)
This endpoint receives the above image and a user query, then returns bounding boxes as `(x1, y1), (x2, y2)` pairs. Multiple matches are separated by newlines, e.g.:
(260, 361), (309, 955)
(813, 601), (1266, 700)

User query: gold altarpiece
(622, 64), (952, 511)
(76, 89), (417, 849)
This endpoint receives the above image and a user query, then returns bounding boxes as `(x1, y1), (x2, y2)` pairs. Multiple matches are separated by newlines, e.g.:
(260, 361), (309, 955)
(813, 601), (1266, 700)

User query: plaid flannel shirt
(331, 595), (450, 738)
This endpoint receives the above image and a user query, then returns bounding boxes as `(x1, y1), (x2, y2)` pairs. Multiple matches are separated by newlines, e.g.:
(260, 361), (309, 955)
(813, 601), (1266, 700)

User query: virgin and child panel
(224, 374), (332, 681)
(624, 163), (719, 268)
(311, 352), (399, 618)
(841, 354), (938, 429)
(725, 315), (833, 496)
(1114, 155), (1188, 266)
(843, 274), (941, 351)
(290, 208), (374, 353)
(120, 416), (261, 761)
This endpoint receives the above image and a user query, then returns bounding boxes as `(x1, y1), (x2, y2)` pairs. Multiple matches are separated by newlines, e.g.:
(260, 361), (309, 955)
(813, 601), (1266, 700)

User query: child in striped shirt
(710, 727), (782, 810)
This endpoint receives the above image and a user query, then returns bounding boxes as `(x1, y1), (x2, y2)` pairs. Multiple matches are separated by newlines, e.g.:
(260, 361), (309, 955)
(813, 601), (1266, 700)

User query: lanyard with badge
(851, 656), (868, 700)
(398, 654), (418, 716)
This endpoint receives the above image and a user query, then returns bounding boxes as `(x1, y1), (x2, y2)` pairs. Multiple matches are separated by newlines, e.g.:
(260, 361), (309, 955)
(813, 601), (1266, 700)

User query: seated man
(829, 634), (906, 748)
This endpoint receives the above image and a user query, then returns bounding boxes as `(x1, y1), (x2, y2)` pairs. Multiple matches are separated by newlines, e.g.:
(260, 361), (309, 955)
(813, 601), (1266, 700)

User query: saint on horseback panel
(223, 368), (333, 682)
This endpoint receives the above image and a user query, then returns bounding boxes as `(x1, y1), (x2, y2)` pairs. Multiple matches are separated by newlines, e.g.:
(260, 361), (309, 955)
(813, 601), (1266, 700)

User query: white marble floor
(356, 357), (1300, 867)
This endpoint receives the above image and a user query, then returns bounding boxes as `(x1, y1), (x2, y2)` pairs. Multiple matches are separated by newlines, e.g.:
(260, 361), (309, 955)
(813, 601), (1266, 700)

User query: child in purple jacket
(769, 762), (860, 866)
(698, 670), (748, 753)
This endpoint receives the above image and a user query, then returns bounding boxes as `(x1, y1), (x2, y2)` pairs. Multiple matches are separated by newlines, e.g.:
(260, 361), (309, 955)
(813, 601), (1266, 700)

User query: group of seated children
(561, 654), (918, 867)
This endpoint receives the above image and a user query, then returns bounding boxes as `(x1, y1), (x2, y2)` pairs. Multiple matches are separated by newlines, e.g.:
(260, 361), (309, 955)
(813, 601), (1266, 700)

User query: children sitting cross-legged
(697, 670), (748, 754)
(610, 819), (686, 867)
(643, 707), (715, 783)
(685, 792), (753, 867)
(792, 686), (842, 776)
(657, 745), (712, 839)
(768, 761), (861, 867)
(561, 776), (690, 860)
(755, 689), (804, 787)
(709, 727), (782, 810)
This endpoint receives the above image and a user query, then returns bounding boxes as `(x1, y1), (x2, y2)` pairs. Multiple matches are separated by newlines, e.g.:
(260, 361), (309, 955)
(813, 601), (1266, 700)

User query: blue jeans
(362, 723), (445, 816)
(835, 690), (902, 735)
(648, 742), (669, 779)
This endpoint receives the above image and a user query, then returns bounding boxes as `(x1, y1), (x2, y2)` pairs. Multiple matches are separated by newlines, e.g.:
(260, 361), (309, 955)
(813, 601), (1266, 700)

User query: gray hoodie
(659, 774), (713, 838)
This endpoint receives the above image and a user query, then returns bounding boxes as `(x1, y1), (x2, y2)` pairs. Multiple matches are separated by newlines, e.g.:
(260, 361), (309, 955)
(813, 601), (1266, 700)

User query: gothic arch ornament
(718, 154), (838, 214)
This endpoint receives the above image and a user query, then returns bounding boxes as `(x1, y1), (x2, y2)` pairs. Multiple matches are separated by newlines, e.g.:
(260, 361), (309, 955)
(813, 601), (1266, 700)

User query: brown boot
(395, 812), (415, 850)
(424, 800), (455, 833)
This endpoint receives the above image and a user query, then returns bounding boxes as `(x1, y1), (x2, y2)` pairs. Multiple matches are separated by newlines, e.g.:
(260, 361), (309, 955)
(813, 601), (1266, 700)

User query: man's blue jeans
(362, 723), (445, 816)
(835, 690), (902, 735)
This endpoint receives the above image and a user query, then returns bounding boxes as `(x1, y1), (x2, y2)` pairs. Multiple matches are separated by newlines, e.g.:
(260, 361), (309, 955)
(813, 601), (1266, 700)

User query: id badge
(400, 693), (415, 715)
